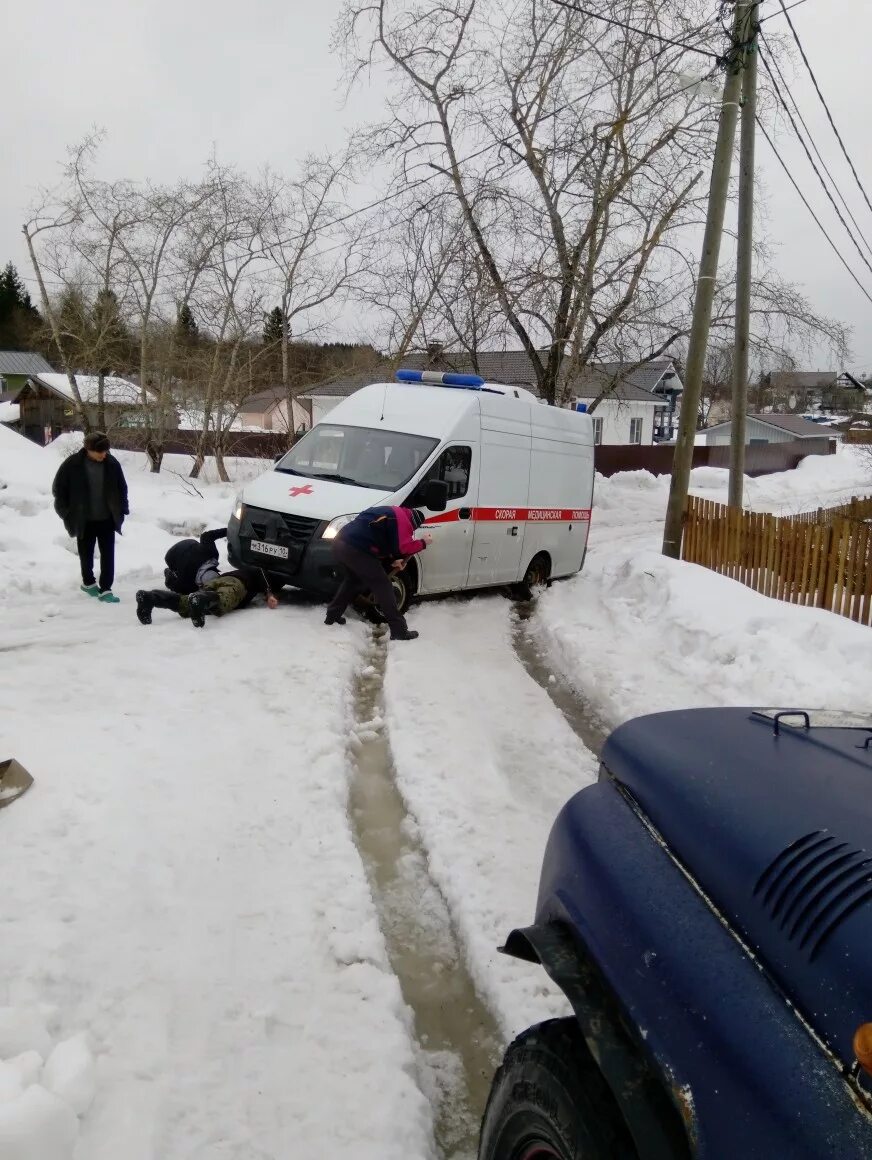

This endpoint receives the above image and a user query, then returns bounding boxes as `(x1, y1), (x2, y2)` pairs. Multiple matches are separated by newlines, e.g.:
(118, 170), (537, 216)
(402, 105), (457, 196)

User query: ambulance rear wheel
(513, 553), (551, 601)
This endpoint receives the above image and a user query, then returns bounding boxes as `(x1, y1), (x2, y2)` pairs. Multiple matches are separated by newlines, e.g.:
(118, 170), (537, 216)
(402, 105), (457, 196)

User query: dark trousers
(77, 519), (116, 592)
(327, 541), (407, 635)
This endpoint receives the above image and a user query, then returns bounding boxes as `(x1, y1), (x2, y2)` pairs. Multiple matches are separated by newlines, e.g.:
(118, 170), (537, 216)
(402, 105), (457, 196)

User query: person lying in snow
(135, 566), (278, 628)
(324, 505), (431, 640)
(163, 527), (227, 594)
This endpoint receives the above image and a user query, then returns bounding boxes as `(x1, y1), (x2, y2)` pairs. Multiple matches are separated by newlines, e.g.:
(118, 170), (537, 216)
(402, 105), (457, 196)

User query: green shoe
(80, 584), (100, 597)
(98, 591), (120, 604)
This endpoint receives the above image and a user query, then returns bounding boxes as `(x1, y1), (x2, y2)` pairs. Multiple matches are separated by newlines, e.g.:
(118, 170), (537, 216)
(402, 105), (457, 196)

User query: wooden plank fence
(682, 495), (872, 625)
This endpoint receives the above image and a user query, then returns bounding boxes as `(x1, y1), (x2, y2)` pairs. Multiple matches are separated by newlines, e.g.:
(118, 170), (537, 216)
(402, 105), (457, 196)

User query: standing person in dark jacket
(163, 528), (227, 594)
(52, 432), (129, 604)
(136, 566), (278, 628)
(324, 506), (430, 640)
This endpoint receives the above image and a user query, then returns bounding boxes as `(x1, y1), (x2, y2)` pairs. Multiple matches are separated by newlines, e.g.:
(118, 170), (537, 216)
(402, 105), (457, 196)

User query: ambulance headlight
(322, 513), (356, 540)
(233, 496), (245, 522)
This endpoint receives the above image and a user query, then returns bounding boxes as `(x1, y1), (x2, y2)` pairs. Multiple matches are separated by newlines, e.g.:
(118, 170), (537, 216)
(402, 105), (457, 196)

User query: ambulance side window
(415, 446), (471, 502)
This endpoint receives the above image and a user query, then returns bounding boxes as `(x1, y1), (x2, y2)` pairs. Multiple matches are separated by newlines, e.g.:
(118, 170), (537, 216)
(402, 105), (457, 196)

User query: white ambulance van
(227, 370), (594, 612)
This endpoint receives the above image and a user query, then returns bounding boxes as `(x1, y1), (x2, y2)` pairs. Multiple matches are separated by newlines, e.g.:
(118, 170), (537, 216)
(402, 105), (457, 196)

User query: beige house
(237, 386), (313, 434)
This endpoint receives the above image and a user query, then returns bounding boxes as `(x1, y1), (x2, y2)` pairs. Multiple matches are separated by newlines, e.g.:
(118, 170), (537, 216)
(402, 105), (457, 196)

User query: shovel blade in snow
(0, 759), (34, 809)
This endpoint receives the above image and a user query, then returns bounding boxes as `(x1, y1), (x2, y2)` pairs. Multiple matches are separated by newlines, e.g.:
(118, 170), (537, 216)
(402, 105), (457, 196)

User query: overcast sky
(3, 0), (870, 372)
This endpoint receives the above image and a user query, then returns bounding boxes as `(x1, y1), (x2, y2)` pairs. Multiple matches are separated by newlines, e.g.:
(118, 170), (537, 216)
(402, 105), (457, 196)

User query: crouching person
(325, 506), (430, 641)
(136, 567), (278, 629)
(164, 527), (227, 594)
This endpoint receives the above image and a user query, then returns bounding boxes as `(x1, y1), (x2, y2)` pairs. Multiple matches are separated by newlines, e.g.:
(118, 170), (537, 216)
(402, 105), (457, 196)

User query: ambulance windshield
(276, 425), (438, 491)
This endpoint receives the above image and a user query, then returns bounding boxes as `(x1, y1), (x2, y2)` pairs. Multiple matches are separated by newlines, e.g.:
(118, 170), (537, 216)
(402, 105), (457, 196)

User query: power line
(759, 33), (872, 262)
(776, 0), (872, 219)
(758, 46), (872, 282)
(759, 0), (810, 22)
(756, 114), (872, 308)
(549, 0), (721, 59)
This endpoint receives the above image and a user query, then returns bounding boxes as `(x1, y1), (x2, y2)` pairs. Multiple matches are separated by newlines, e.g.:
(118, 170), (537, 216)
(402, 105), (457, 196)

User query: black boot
(325, 612), (346, 626)
(390, 628), (419, 641)
(136, 589), (180, 625)
(188, 589), (221, 628)
(136, 591), (154, 625)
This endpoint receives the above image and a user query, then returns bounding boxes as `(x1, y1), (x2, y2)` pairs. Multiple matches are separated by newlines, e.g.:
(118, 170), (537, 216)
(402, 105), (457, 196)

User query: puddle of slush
(349, 636), (502, 1160)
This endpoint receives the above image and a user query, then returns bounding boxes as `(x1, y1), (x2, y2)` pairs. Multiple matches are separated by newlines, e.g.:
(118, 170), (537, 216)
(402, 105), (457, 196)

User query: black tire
(352, 567), (413, 625)
(512, 553), (551, 602)
(478, 1018), (637, 1160)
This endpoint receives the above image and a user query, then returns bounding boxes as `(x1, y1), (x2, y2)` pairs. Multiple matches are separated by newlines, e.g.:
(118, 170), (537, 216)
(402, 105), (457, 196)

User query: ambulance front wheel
(353, 567), (413, 625)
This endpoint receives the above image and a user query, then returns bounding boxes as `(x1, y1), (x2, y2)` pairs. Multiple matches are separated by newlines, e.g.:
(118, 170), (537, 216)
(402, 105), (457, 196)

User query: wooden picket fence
(682, 495), (872, 625)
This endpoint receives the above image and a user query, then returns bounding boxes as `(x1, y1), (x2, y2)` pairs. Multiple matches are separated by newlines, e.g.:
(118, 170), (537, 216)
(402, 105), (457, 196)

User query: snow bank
(539, 546), (872, 728)
(539, 444), (872, 730)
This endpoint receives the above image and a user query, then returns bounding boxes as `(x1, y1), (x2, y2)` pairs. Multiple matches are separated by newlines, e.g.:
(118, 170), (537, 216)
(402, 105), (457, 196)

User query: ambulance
(227, 370), (594, 613)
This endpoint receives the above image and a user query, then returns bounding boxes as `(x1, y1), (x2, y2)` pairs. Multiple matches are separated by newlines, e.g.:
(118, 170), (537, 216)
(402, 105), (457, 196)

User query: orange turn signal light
(853, 1024), (872, 1077)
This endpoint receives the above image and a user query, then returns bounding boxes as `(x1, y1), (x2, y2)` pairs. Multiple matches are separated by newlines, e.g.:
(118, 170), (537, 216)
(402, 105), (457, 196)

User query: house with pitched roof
(698, 413), (838, 446)
(297, 349), (684, 446)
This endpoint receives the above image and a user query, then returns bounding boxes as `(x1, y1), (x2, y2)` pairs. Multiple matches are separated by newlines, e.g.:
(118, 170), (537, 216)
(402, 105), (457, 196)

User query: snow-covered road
(3, 425), (872, 1159)
(1, 589), (434, 1159)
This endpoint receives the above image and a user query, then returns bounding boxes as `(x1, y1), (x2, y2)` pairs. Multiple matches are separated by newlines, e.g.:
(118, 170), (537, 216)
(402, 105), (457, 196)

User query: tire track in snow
(349, 632), (502, 1160)
(381, 598), (600, 1044)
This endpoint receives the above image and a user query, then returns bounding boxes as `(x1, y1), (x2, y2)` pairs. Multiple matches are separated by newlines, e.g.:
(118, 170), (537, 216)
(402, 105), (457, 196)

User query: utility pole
(662, 0), (754, 559)
(728, 2), (760, 508)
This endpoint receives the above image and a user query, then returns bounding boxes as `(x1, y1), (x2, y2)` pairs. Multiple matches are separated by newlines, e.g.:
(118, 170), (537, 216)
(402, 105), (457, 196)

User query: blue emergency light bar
(396, 369), (485, 388)
(395, 368), (508, 394)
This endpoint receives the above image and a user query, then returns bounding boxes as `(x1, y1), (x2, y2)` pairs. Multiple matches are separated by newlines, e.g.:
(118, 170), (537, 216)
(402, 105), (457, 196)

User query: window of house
(411, 445), (472, 503)
(592, 416), (603, 445)
(629, 417), (643, 445)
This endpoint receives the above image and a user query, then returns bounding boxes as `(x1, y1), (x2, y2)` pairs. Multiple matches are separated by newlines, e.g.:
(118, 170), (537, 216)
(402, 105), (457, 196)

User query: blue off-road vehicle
(479, 708), (872, 1159)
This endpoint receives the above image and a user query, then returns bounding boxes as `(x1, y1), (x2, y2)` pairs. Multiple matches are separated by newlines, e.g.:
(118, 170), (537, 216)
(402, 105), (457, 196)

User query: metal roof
(0, 351), (54, 375)
(703, 413), (830, 439)
(300, 352), (679, 403)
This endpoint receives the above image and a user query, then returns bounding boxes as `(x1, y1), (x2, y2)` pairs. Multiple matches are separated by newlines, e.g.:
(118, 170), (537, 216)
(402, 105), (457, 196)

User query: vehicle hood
(602, 707), (872, 1074)
(241, 470), (392, 520)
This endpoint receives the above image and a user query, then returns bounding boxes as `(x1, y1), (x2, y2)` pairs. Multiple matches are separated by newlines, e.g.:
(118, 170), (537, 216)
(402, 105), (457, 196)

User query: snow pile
(539, 445), (872, 731)
(539, 545), (872, 730)
(0, 1010), (95, 1160)
(0, 401), (20, 424)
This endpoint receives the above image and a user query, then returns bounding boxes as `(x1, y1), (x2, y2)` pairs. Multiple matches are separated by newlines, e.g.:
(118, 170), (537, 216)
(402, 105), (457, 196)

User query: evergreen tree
(263, 306), (286, 346)
(93, 288), (129, 372)
(0, 262), (41, 349)
(175, 302), (198, 344)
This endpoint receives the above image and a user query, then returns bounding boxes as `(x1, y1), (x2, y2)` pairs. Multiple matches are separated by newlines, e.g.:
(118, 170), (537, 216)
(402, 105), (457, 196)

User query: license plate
(249, 540), (289, 560)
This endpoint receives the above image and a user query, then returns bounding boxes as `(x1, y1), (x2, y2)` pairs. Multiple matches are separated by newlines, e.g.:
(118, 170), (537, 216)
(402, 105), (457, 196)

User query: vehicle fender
(502, 921), (691, 1160)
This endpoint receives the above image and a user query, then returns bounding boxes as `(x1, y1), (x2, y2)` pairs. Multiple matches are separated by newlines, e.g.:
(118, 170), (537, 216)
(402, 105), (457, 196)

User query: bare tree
(339, 0), (725, 403)
(260, 151), (368, 433)
(22, 199), (91, 430)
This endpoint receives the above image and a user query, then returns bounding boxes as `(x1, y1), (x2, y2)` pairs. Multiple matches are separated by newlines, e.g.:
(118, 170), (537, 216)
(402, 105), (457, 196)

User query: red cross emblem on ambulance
(289, 484), (314, 497)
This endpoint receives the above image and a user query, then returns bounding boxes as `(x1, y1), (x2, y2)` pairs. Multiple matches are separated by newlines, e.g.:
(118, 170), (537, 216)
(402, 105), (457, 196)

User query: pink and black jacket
(338, 506), (427, 561)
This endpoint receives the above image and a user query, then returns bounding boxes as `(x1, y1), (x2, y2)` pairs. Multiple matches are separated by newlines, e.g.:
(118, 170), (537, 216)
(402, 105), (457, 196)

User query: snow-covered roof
(32, 373), (143, 406)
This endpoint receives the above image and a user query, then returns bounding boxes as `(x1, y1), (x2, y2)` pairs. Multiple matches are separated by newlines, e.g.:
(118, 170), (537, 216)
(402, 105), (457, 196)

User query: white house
(699, 413), (836, 446)
(298, 351), (683, 446)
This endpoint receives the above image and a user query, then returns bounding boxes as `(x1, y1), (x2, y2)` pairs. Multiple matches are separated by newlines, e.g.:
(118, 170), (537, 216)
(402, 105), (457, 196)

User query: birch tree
(339, 0), (722, 403)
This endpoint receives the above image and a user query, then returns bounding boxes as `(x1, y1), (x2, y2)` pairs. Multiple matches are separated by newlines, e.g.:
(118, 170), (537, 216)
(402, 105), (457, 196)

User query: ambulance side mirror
(423, 479), (449, 511)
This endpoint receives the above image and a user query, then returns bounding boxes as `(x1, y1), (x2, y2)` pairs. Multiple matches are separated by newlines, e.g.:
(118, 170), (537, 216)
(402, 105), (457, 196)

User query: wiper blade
(274, 466), (302, 475)
(308, 472), (360, 485)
